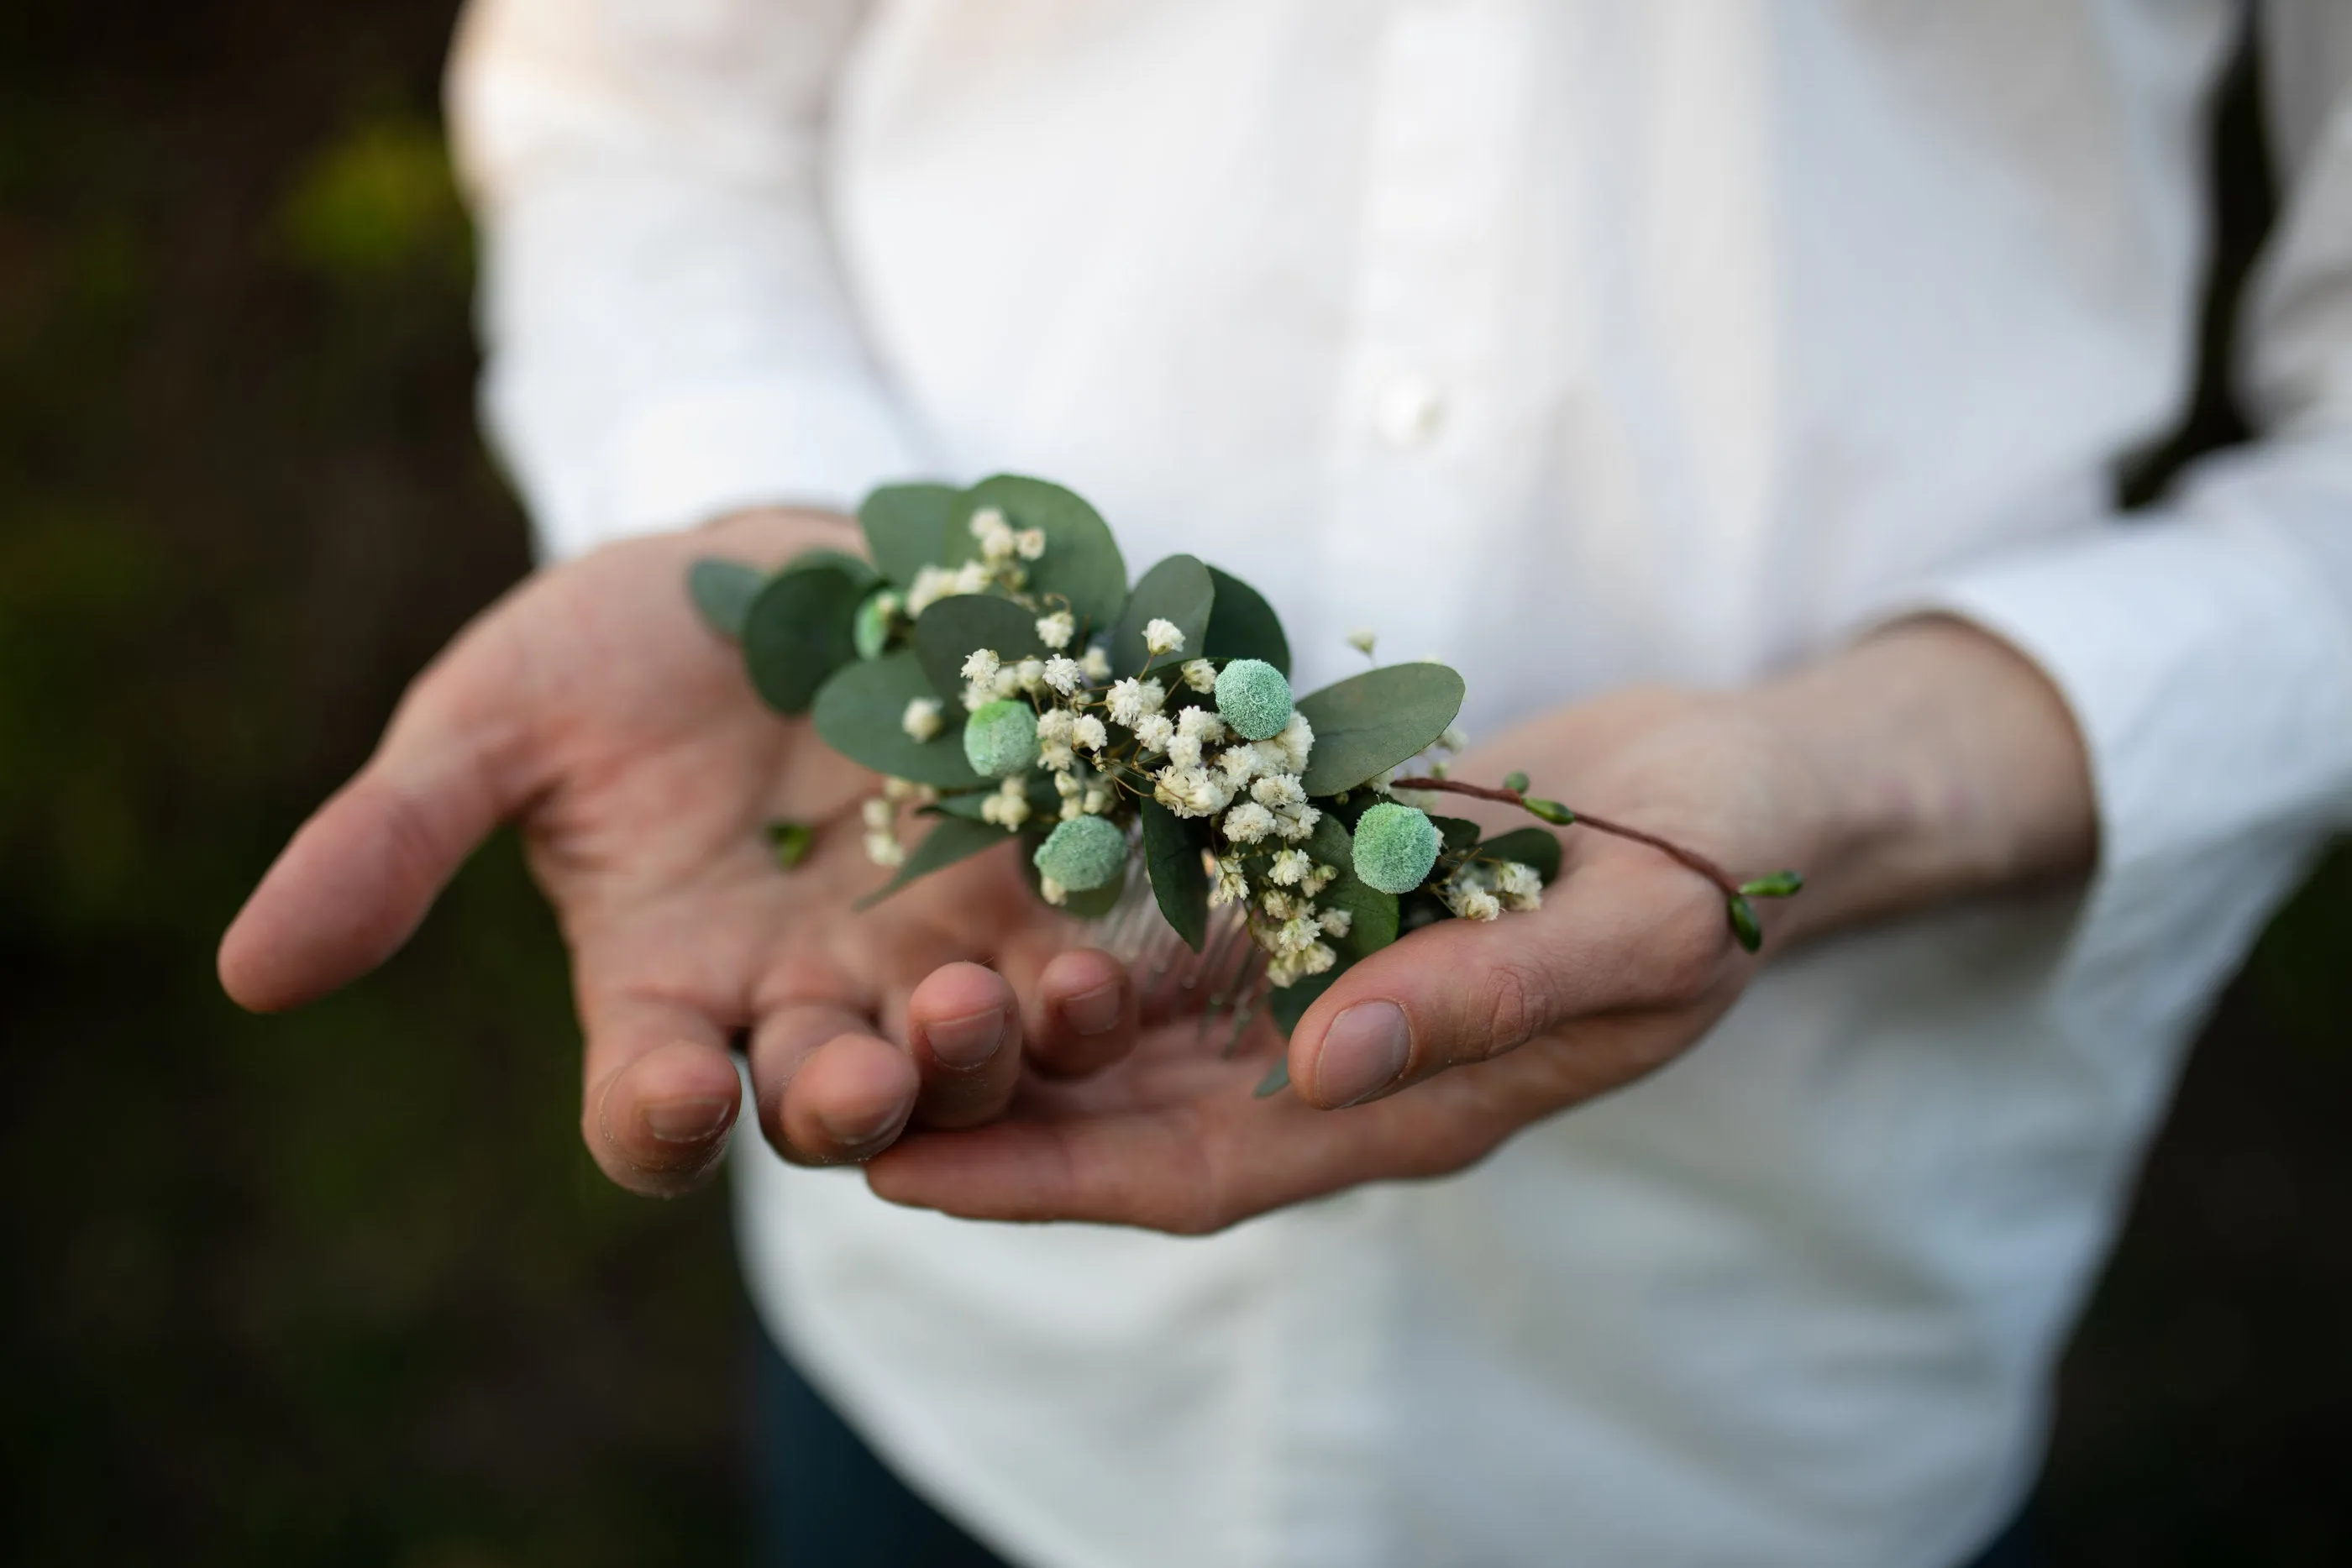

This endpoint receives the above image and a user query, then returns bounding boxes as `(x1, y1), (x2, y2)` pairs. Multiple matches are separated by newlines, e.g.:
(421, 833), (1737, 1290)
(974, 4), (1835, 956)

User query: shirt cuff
(512, 374), (927, 563)
(1903, 511), (2352, 1036)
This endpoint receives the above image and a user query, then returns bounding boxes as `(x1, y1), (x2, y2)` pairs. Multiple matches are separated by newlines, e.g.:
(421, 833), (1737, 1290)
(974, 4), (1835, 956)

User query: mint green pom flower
(1214, 658), (1293, 741)
(1352, 801), (1440, 894)
(1033, 814), (1126, 891)
(963, 700), (1038, 777)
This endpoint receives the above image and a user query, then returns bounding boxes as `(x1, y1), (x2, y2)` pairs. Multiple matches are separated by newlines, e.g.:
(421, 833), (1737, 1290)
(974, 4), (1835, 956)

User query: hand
(218, 511), (1145, 1196)
(863, 621), (2096, 1232)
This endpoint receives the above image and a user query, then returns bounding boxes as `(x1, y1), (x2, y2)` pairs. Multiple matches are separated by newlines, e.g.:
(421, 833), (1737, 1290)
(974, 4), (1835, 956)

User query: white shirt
(449, 3), (2352, 1564)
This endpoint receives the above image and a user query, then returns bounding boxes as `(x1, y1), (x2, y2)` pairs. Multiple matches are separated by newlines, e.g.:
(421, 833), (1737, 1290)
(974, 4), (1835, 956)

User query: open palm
(220, 511), (1142, 1195)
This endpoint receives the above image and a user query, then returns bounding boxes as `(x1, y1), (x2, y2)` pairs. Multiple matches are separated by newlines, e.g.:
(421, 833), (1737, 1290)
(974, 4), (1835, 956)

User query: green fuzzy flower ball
(1214, 658), (1293, 741)
(1352, 802), (1441, 894)
(1033, 814), (1126, 891)
(963, 700), (1038, 777)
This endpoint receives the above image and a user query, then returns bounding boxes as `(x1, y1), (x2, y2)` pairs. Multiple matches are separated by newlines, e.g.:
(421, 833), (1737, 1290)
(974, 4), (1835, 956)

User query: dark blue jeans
(751, 1332), (2032, 1567)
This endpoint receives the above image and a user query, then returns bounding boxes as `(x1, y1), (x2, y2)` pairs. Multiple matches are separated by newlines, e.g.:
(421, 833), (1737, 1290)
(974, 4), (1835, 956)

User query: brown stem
(1387, 776), (1745, 897)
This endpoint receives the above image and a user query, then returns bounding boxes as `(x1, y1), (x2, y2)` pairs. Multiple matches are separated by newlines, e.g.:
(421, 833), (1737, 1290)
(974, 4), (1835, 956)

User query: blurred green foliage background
(0, 4), (2343, 1565)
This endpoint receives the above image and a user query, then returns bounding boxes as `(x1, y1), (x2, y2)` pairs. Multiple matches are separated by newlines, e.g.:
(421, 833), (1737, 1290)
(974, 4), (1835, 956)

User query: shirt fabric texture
(449, 3), (2352, 1565)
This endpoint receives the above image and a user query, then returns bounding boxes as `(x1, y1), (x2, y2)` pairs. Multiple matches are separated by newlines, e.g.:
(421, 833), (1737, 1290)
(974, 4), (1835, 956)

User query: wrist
(1746, 616), (2097, 938)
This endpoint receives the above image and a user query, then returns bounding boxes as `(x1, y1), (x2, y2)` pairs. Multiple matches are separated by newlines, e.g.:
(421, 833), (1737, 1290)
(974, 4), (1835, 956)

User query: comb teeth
(1079, 867), (1269, 1050)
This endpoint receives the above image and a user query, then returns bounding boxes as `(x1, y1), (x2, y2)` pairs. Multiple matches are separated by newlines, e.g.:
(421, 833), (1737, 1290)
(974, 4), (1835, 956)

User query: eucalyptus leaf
(1112, 554), (1215, 677)
(913, 593), (1047, 703)
(785, 547), (879, 590)
(811, 651), (984, 788)
(1060, 860), (1128, 920)
(1267, 962), (1348, 1040)
(1473, 826), (1563, 884)
(1295, 663), (1467, 794)
(1430, 814), (1482, 855)
(688, 558), (764, 640)
(950, 475), (1127, 632)
(859, 483), (958, 588)
(1202, 565), (1290, 676)
(744, 564), (867, 714)
(1140, 799), (1209, 952)
(855, 815), (1015, 910)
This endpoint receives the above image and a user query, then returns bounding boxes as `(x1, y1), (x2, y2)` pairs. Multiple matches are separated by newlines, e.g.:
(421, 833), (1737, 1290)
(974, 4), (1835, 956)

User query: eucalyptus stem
(1388, 774), (1803, 953)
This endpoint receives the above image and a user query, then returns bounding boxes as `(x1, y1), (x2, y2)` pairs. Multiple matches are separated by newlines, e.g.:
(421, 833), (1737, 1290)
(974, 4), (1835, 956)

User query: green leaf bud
(1520, 796), (1575, 826)
(1503, 770), (1530, 794)
(1738, 870), (1805, 899)
(1033, 814), (1127, 891)
(1214, 658), (1294, 741)
(1726, 894), (1763, 953)
(1352, 801), (1441, 894)
(853, 590), (895, 660)
(963, 699), (1038, 778)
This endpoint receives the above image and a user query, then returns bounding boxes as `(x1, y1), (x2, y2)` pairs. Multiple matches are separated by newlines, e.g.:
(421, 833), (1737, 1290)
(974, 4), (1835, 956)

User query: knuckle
(1473, 959), (1551, 1060)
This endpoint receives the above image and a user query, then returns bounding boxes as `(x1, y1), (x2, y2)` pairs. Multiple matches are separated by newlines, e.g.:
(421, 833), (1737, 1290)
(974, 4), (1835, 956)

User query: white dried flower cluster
(981, 775), (1032, 829)
(901, 696), (943, 742)
(968, 505), (1047, 567)
(1142, 618), (1185, 656)
(1440, 858), (1544, 921)
(861, 796), (905, 867)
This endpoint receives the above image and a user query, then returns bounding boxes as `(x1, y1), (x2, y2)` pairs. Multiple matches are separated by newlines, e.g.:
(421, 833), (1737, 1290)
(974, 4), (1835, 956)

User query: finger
(218, 641), (533, 1012)
(902, 962), (1025, 1129)
(1020, 947), (1137, 1078)
(751, 1002), (920, 1164)
(1288, 874), (1730, 1110)
(582, 996), (743, 1197)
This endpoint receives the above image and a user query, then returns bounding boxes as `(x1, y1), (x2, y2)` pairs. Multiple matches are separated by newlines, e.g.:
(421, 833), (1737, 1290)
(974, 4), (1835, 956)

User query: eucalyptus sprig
(688, 475), (1805, 1044)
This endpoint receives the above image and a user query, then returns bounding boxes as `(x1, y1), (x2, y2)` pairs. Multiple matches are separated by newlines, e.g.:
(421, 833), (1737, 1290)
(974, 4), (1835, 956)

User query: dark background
(2, 5), (2344, 1564)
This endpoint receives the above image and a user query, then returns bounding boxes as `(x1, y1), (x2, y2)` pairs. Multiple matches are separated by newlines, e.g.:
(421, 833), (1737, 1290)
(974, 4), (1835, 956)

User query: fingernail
(1315, 1002), (1411, 1107)
(643, 1096), (734, 1144)
(817, 1102), (906, 1151)
(1060, 980), (1124, 1037)
(923, 1006), (1005, 1070)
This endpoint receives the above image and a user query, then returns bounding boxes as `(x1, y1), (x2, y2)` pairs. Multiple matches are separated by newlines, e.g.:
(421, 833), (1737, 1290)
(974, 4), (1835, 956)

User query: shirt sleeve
(1911, 4), (2352, 1036)
(445, 0), (924, 561)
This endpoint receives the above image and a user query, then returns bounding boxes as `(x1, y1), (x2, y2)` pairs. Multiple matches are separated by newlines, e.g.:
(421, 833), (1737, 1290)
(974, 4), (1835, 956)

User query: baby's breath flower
(1251, 773), (1306, 809)
(1014, 658), (1046, 694)
(1319, 906), (1353, 938)
(1080, 646), (1112, 682)
(864, 830), (905, 868)
(981, 777), (1032, 829)
(1143, 618), (1185, 657)
(1268, 848), (1310, 886)
(1210, 855), (1248, 906)
(1448, 885), (1503, 921)
(1180, 658), (1218, 694)
(1276, 915), (1324, 958)
(1035, 611), (1075, 650)
(1260, 888), (1297, 920)
(952, 561), (992, 595)
(861, 798), (895, 830)
(1015, 527), (1047, 560)
(1165, 733), (1204, 770)
(1042, 655), (1084, 695)
(1038, 876), (1068, 906)
(1437, 726), (1468, 753)
(1053, 768), (1081, 799)
(901, 696), (944, 742)
(1498, 862), (1544, 910)
(1302, 863), (1337, 897)
(1272, 712), (1314, 773)
(1223, 801), (1278, 843)
(906, 564), (958, 616)
(1215, 746), (1263, 786)
(1176, 707), (1226, 742)
(1106, 678), (1165, 727)
(880, 776), (921, 802)
(1300, 941), (1336, 976)
(993, 667), (1026, 699)
(1346, 628), (1378, 658)
(1071, 715), (1109, 753)
(1270, 801), (1321, 842)
(1153, 765), (1228, 818)
(1132, 713), (1175, 753)
(962, 681), (995, 713)
(1082, 786), (1110, 815)
(969, 506), (1008, 540)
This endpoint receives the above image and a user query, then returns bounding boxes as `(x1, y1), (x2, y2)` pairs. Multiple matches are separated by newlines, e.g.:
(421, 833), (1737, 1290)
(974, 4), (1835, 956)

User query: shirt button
(1373, 372), (1446, 449)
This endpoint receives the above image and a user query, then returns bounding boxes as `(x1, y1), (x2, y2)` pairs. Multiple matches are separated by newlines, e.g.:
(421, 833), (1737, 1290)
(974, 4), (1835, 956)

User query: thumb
(218, 636), (538, 1012)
